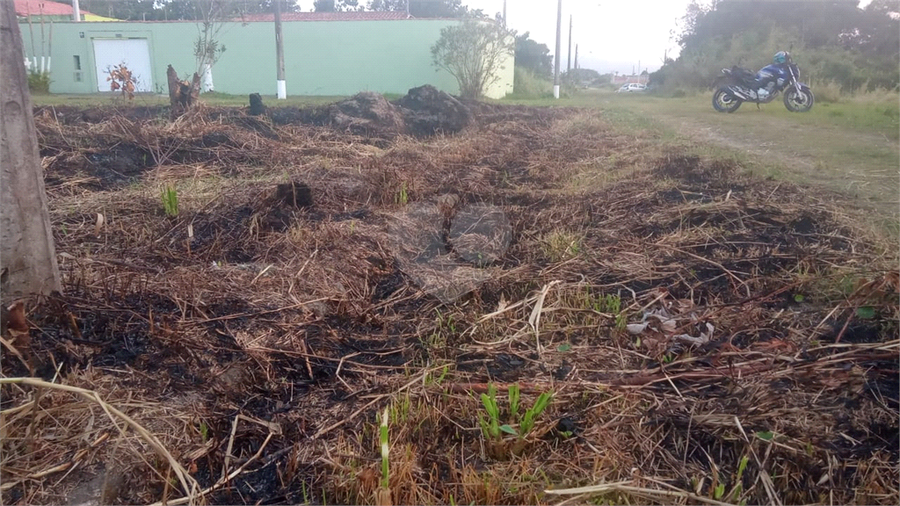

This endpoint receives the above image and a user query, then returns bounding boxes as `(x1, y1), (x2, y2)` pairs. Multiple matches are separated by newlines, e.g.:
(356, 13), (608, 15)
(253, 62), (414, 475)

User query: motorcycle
(711, 61), (814, 113)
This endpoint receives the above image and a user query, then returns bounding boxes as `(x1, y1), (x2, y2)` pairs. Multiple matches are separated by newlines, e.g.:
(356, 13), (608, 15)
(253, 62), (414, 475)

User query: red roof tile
(14, 0), (95, 17)
(236, 11), (412, 22)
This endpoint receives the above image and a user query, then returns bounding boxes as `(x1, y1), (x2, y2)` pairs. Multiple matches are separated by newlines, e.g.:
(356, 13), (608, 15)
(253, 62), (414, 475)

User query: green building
(20, 12), (514, 99)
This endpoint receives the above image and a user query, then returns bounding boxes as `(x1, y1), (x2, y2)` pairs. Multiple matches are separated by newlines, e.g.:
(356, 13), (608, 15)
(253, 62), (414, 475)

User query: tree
(1, 0), (62, 303)
(431, 19), (514, 99)
(566, 68), (601, 87)
(72, 0), (300, 21)
(515, 31), (552, 78)
(369, 0), (471, 17)
(194, 0), (230, 76)
(314, 0), (360, 11)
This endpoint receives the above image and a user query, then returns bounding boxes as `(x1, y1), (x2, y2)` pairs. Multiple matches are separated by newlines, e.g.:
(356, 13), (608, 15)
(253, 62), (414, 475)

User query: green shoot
(479, 383), (501, 440)
(380, 407), (390, 489)
(508, 383), (520, 420)
(161, 185), (178, 217)
(520, 391), (553, 436)
(396, 181), (409, 205)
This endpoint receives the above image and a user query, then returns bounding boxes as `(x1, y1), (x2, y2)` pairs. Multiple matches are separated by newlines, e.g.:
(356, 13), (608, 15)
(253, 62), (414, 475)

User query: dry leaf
(5, 301), (28, 334)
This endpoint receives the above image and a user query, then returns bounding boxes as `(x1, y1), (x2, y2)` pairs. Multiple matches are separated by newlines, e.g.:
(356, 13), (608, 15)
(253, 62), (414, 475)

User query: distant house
(14, 0), (117, 22)
(18, 12), (514, 99)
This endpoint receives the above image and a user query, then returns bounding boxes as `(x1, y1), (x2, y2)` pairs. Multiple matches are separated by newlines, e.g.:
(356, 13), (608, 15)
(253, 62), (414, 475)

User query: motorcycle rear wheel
(712, 87), (742, 113)
(783, 86), (814, 112)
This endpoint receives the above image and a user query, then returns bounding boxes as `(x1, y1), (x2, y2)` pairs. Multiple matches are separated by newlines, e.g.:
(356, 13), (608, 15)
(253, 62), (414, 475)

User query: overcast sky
(294, 0), (874, 75)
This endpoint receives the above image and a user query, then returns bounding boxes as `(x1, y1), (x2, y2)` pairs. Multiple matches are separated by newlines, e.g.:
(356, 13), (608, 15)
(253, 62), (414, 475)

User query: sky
(294, 0), (875, 76)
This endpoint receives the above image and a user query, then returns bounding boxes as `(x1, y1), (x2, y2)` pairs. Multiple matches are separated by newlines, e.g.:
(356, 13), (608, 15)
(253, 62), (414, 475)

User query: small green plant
(161, 185), (178, 217)
(541, 230), (582, 262)
(199, 421), (209, 442)
(380, 407), (390, 489)
(479, 383), (503, 441)
(478, 383), (553, 443)
(730, 455), (750, 502)
(28, 71), (51, 93)
(376, 407), (392, 505)
(395, 181), (409, 205)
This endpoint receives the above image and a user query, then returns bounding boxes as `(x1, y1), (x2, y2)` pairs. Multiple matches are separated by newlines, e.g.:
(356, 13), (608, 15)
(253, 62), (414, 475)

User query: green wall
(21, 19), (514, 98)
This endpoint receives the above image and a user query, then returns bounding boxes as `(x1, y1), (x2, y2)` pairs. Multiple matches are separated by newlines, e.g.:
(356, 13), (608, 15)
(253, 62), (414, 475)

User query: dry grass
(1, 103), (897, 505)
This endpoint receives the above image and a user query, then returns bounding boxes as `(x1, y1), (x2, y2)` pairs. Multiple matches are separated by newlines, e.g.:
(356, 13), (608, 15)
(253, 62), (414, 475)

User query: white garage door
(92, 38), (153, 92)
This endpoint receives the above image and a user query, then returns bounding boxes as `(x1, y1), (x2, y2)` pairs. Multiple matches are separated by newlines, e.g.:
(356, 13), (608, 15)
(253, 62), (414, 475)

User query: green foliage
(479, 383), (502, 440)
(511, 68), (552, 99)
(565, 68), (602, 88)
(78, 0), (300, 21)
(161, 185), (179, 217)
(369, 0), (472, 18)
(395, 181), (408, 205)
(431, 19), (514, 100)
(515, 32), (552, 78)
(380, 407), (390, 489)
(313, 0), (360, 11)
(27, 71), (51, 94)
(661, 0), (899, 94)
(477, 383), (553, 442)
(857, 306), (876, 319)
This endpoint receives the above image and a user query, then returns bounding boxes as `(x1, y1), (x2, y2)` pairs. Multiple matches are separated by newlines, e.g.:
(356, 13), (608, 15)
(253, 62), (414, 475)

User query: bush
(509, 67), (552, 99)
(28, 71), (51, 94)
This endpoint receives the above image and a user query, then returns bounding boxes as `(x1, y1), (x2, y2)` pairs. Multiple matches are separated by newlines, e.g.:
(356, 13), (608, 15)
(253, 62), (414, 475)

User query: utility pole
(553, 0), (562, 99)
(72, 0), (81, 22)
(274, 0), (285, 99)
(502, 0), (507, 27)
(566, 14), (572, 73)
(574, 44), (578, 70)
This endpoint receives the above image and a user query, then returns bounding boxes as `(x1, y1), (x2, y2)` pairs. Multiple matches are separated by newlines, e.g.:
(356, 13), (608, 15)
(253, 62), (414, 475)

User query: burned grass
(1, 103), (897, 505)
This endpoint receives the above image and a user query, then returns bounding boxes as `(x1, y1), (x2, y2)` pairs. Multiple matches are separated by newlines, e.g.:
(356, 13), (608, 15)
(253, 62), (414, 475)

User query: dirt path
(607, 96), (899, 221)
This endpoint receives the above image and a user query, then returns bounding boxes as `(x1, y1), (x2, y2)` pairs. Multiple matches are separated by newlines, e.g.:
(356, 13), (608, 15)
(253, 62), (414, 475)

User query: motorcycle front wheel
(783, 86), (814, 112)
(712, 87), (742, 113)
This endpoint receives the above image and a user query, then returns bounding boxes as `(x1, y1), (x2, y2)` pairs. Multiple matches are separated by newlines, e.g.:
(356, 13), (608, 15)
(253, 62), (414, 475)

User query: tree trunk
(166, 64), (201, 119)
(0, 1), (62, 305)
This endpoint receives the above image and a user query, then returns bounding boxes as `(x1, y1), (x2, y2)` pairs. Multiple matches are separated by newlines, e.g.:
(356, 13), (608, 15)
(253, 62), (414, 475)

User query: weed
(541, 230), (582, 262)
(376, 407), (392, 506)
(478, 383), (553, 446)
(396, 181), (409, 205)
(380, 408), (390, 489)
(478, 383), (503, 441)
(161, 185), (178, 217)
(28, 71), (51, 94)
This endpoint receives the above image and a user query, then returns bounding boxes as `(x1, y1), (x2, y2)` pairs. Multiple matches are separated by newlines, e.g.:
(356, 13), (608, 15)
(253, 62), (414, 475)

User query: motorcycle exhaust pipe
(728, 86), (752, 101)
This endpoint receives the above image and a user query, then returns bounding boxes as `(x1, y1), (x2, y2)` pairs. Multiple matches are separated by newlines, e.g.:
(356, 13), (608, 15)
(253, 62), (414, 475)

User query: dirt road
(602, 95), (899, 221)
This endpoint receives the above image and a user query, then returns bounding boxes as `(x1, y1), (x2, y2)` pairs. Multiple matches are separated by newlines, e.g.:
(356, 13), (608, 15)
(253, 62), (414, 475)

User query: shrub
(510, 67), (552, 99)
(28, 71), (51, 94)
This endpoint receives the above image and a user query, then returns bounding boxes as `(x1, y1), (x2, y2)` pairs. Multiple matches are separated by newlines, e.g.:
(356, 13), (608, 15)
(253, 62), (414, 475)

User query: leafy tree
(314, 0), (360, 11)
(515, 32), (552, 78)
(565, 68), (601, 87)
(369, 0), (471, 17)
(667, 0), (898, 92)
(431, 19), (514, 99)
(72, 0), (300, 20)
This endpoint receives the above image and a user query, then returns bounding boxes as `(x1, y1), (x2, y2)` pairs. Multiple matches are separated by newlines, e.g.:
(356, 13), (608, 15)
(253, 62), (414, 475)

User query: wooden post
(1, 1), (62, 303)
